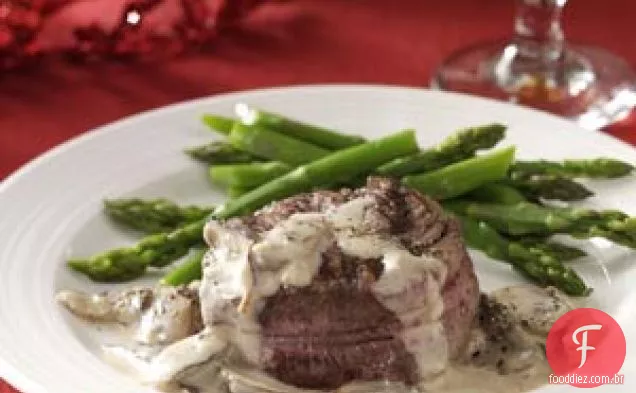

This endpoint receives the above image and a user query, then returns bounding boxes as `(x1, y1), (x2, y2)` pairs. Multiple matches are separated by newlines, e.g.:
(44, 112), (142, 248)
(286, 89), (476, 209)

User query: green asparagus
(467, 183), (527, 205)
(456, 215), (590, 296)
(104, 199), (213, 234)
(512, 158), (633, 179)
(161, 248), (205, 286)
(507, 242), (590, 296)
(446, 200), (636, 249)
(209, 162), (292, 188)
(68, 220), (206, 282)
(229, 123), (330, 166)
(403, 147), (516, 200)
(227, 186), (251, 198)
(214, 129), (419, 219)
(71, 109), (634, 293)
(234, 104), (366, 149)
(509, 175), (594, 201)
(185, 141), (258, 164)
(201, 114), (236, 136)
(515, 237), (587, 261)
(444, 200), (572, 235)
(377, 123), (506, 177)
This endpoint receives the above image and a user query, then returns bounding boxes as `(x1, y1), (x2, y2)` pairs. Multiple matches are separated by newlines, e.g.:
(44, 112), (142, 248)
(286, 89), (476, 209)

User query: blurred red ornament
(0, 0), (265, 69)
(0, 0), (45, 69)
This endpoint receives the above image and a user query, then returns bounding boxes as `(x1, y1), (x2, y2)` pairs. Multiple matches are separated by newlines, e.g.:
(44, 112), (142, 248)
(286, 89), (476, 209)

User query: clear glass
(432, 0), (636, 130)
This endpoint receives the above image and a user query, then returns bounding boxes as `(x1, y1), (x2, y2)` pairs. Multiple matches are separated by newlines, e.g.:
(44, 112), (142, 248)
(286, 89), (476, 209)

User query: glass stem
(512, 0), (567, 63)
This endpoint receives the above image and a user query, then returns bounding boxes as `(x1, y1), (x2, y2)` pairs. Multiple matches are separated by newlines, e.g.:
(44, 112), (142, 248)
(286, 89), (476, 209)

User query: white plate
(1, 85), (635, 393)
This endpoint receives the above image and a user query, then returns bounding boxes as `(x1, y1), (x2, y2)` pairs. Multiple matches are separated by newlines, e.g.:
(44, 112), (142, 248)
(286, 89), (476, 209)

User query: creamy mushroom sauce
(58, 197), (574, 393)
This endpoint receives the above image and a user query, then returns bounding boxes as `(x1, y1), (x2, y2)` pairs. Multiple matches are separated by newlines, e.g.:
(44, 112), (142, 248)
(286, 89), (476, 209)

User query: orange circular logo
(546, 308), (626, 388)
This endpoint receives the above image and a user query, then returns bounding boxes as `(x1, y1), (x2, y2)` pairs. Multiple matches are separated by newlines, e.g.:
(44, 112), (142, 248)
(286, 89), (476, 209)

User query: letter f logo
(546, 309), (626, 388)
(572, 324), (602, 368)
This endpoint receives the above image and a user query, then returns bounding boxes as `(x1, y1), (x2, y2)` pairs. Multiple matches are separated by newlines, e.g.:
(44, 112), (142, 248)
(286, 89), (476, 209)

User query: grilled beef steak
(200, 177), (480, 389)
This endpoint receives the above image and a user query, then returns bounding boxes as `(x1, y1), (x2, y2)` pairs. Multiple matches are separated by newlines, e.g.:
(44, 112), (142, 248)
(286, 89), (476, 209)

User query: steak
(202, 177), (480, 389)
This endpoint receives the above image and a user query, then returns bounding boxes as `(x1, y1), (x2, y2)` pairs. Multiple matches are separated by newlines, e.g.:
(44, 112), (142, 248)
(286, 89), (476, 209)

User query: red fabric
(1, 0), (635, 390)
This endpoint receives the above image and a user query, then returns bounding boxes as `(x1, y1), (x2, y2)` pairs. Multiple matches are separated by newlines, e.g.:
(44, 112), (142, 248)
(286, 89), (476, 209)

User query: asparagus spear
(229, 123), (330, 166)
(445, 200), (636, 248)
(214, 129), (419, 219)
(227, 186), (251, 198)
(377, 123), (506, 177)
(403, 147), (516, 200)
(508, 175), (594, 201)
(444, 200), (572, 235)
(512, 158), (634, 179)
(234, 104), (366, 149)
(201, 114), (236, 136)
(185, 141), (258, 164)
(508, 241), (590, 296)
(456, 215), (590, 296)
(104, 199), (213, 234)
(209, 162), (292, 188)
(161, 248), (205, 286)
(515, 237), (587, 261)
(68, 220), (206, 282)
(458, 214), (509, 260)
(467, 183), (527, 205)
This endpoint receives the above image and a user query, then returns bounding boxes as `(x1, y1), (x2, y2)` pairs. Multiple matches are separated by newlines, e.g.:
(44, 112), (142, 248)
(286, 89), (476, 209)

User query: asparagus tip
(201, 114), (235, 136)
(183, 145), (198, 155)
(68, 259), (90, 273)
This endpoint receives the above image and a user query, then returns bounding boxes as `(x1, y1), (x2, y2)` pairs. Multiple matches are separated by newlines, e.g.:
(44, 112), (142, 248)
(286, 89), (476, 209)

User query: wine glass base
(432, 41), (636, 130)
